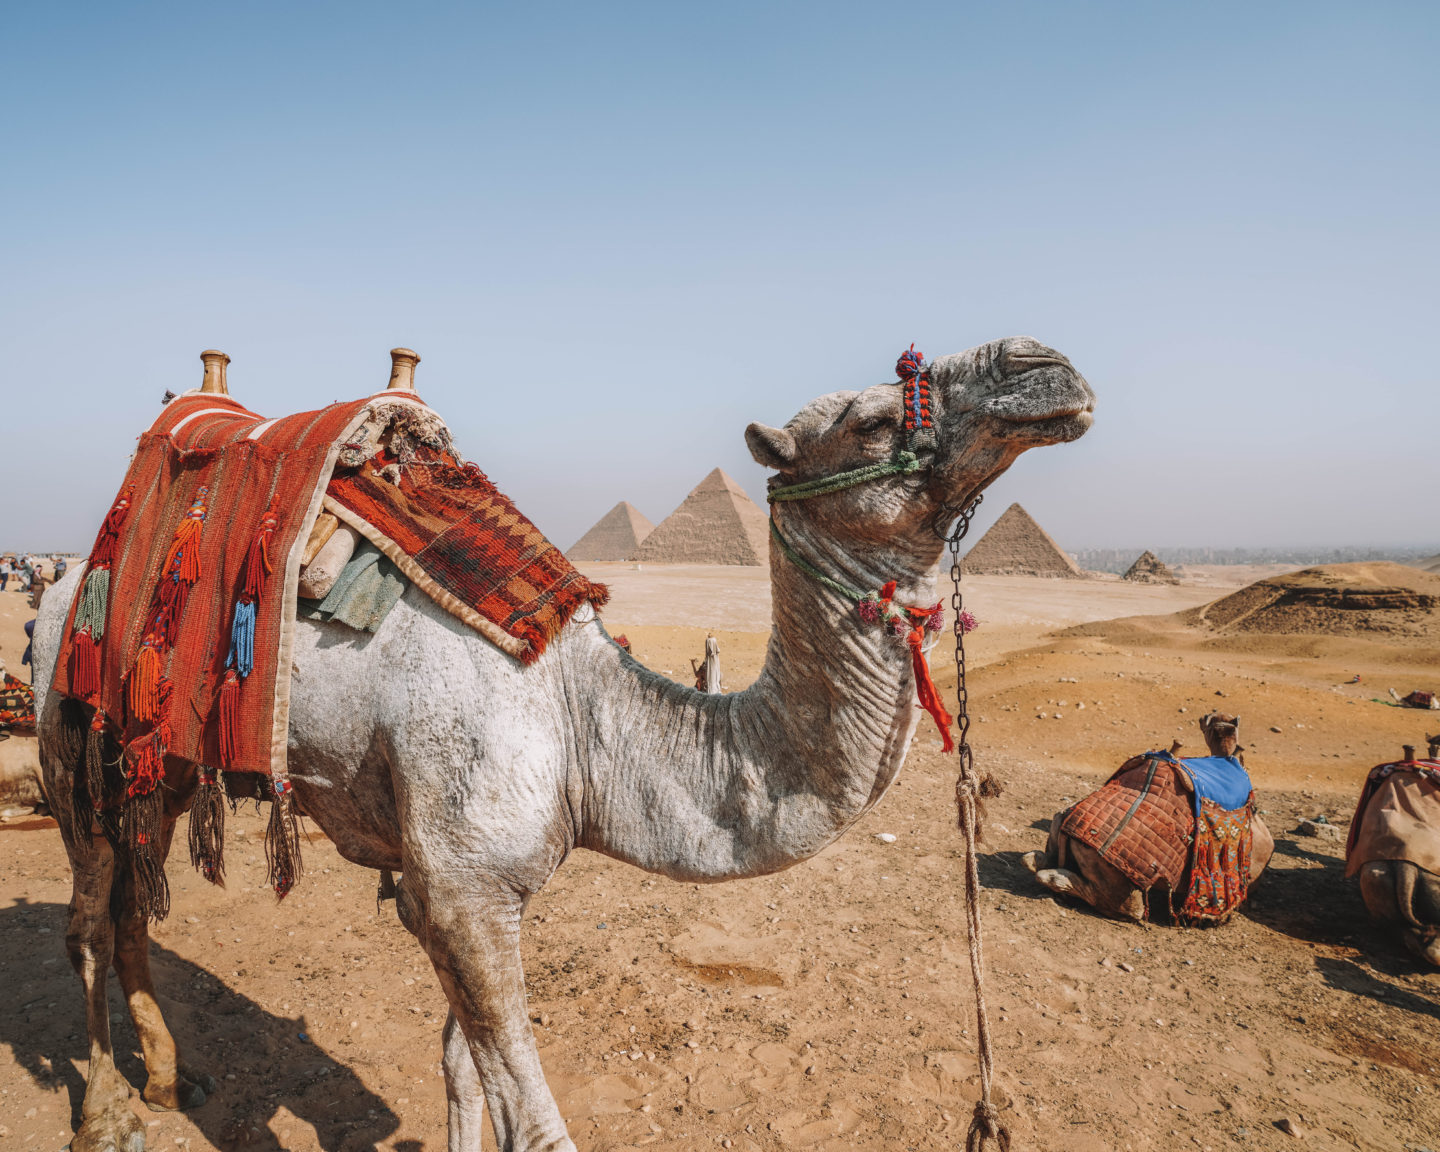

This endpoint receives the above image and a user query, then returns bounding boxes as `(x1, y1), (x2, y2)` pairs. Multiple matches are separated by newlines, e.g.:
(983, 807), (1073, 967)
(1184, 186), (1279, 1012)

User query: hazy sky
(2, 2), (1435, 554)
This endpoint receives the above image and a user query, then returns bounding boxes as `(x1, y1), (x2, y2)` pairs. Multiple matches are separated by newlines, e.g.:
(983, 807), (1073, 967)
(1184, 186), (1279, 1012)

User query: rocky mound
(1182, 562), (1440, 642)
(1122, 550), (1178, 584)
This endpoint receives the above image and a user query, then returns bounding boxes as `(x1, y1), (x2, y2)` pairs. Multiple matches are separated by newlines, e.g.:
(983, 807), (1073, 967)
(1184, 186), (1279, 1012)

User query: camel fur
(1024, 713), (1274, 923)
(33, 336), (1094, 1152)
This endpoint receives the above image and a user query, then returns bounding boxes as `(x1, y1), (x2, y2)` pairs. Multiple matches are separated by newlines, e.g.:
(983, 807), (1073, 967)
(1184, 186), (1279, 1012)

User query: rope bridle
(766, 347), (1011, 1151)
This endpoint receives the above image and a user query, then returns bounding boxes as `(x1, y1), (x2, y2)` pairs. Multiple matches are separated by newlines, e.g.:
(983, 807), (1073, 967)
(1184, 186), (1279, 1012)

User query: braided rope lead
(948, 496), (1012, 1152)
(767, 450), (922, 503)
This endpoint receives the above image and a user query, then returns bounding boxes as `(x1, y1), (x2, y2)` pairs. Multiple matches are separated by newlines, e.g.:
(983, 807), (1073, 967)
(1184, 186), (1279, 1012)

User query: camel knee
(1358, 861), (1401, 924)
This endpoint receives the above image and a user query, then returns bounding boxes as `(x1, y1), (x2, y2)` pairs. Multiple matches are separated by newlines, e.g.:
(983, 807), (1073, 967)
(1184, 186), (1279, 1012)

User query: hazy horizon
(2, 3), (1435, 556)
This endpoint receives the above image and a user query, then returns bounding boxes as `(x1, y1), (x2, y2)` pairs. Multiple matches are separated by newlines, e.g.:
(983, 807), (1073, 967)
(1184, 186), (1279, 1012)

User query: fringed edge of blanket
(321, 495), (607, 664)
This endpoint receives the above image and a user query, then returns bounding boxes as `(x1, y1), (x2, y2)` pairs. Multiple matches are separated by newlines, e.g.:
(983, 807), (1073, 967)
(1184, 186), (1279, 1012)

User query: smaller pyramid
(1418, 554), (1440, 574)
(963, 503), (1083, 578)
(1122, 550), (1179, 584)
(633, 468), (770, 566)
(568, 502), (654, 561)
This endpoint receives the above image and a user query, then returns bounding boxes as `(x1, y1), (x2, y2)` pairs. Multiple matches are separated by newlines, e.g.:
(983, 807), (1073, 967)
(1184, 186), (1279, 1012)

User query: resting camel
(33, 336), (1094, 1152)
(1024, 713), (1274, 922)
(1349, 736), (1440, 966)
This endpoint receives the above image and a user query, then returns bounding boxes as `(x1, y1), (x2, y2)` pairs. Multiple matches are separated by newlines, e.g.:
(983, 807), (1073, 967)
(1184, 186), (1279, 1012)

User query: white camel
(33, 336), (1094, 1152)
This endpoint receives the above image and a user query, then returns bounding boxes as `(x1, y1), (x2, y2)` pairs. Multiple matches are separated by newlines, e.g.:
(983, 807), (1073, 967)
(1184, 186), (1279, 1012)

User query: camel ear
(746, 423), (798, 470)
(1232, 715), (1240, 729)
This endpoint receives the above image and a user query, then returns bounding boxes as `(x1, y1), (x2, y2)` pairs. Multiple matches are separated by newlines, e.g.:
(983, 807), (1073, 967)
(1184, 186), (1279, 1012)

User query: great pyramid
(633, 468), (770, 566)
(1122, 550), (1179, 584)
(963, 503), (1083, 578)
(568, 501), (654, 561)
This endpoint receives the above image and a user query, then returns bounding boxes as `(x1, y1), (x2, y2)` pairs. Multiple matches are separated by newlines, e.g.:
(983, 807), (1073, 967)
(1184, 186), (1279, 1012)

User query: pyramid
(1122, 550), (1179, 584)
(568, 501), (654, 561)
(633, 468), (770, 566)
(963, 503), (1083, 578)
(1418, 554), (1440, 574)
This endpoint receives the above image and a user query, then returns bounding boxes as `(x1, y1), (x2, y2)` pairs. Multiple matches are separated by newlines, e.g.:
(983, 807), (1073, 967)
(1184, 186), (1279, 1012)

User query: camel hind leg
(44, 722), (146, 1152)
(110, 778), (214, 1112)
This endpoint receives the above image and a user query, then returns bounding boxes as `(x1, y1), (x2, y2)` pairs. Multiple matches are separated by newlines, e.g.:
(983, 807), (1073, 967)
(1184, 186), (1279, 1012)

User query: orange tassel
(162, 488), (208, 586)
(217, 668), (241, 767)
(125, 731), (165, 797)
(127, 639), (163, 723)
(70, 626), (101, 699)
(906, 626), (954, 752)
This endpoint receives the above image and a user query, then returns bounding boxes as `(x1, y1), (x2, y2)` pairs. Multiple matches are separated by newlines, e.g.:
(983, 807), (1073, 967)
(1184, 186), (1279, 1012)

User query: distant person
(19, 557), (34, 592)
(53, 556), (68, 582)
(0, 558), (10, 592)
(22, 620), (35, 684)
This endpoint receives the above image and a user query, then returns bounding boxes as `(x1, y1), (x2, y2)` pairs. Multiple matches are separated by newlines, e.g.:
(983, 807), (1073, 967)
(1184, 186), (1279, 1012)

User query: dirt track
(2, 570), (1438, 1150)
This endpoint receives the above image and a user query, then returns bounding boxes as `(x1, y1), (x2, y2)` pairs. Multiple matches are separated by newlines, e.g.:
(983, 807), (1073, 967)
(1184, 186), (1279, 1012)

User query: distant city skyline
(2, 3), (1435, 555)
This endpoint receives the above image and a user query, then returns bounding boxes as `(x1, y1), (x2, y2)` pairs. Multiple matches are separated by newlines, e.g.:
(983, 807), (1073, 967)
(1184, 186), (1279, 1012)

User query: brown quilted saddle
(1060, 755), (1192, 892)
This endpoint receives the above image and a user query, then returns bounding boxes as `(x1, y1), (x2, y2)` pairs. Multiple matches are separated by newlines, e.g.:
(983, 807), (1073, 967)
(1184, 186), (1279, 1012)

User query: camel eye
(853, 415), (893, 436)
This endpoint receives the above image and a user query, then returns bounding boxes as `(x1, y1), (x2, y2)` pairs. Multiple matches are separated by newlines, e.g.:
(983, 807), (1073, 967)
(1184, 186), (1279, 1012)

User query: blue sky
(2, 2), (1435, 553)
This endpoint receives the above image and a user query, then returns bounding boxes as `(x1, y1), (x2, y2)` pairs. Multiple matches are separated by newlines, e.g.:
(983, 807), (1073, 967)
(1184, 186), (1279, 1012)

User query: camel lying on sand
(33, 337), (1094, 1152)
(1024, 713), (1274, 923)
(1349, 736), (1440, 967)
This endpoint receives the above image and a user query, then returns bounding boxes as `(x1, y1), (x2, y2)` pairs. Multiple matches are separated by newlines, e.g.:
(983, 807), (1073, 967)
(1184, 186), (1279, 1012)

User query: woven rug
(0, 673), (35, 733)
(325, 449), (607, 663)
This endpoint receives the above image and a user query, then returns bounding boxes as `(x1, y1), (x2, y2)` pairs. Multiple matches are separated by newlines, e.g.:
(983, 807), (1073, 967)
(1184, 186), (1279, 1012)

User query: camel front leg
(398, 874), (573, 1152)
(443, 1009), (487, 1152)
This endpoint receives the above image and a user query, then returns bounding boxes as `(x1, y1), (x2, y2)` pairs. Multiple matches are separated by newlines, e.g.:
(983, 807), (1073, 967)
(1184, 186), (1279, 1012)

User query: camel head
(1199, 712), (1242, 758)
(746, 337), (1094, 550)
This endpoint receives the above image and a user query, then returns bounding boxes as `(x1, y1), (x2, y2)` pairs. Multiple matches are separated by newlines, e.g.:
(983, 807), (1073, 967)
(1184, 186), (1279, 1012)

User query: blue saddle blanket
(1166, 754), (1253, 815)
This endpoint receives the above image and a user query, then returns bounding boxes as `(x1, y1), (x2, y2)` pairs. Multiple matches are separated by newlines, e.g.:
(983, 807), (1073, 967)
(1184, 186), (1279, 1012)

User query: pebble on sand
(874, 832), (897, 843)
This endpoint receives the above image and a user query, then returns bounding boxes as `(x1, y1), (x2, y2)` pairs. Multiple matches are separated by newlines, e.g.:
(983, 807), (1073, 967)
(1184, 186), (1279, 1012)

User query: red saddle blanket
(53, 391), (605, 780)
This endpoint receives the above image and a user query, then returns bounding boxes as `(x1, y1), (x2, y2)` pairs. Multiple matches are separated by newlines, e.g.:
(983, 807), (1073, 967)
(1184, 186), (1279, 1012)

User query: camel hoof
(72, 1110), (146, 1152)
(1021, 850), (1044, 874)
(142, 1074), (207, 1112)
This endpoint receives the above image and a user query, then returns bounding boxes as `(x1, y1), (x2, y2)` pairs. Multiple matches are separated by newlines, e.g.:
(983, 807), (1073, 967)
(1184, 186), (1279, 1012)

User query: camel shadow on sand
(0, 898), (412, 1152)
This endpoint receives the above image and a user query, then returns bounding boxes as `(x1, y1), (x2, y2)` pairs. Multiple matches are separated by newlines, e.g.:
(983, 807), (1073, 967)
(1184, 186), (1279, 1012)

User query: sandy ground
(2, 567), (1439, 1150)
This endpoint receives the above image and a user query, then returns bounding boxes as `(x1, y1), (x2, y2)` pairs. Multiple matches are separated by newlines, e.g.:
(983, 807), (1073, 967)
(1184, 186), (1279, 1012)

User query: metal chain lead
(946, 494), (1011, 1152)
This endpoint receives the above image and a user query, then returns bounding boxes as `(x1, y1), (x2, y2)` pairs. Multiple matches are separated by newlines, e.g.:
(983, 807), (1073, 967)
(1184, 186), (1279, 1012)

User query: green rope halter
(766, 449), (923, 504)
(767, 517), (866, 603)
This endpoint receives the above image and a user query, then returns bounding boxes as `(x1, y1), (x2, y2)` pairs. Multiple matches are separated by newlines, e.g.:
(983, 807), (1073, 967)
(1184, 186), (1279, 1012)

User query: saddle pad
(1174, 755), (1253, 814)
(1060, 759), (1192, 891)
(1346, 760), (1440, 878)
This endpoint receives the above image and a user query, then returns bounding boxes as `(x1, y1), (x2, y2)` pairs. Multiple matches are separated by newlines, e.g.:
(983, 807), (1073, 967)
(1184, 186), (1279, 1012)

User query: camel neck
(572, 507), (945, 882)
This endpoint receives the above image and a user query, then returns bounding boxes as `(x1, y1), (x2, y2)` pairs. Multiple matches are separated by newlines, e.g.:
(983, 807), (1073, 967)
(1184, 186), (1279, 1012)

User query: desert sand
(2, 564), (1437, 1150)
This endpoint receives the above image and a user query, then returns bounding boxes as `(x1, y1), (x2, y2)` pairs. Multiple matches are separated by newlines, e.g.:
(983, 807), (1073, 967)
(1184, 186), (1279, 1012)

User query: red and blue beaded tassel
(68, 486), (134, 701)
(217, 495), (280, 768)
(895, 344), (938, 453)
